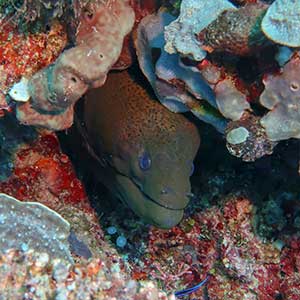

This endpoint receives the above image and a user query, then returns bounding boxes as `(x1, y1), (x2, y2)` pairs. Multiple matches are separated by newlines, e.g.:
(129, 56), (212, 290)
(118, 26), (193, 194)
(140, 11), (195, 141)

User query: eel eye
(138, 152), (151, 170)
(190, 162), (195, 176)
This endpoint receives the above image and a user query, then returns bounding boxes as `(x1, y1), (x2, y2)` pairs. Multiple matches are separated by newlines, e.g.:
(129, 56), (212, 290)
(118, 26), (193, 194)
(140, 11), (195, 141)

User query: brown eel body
(83, 70), (200, 228)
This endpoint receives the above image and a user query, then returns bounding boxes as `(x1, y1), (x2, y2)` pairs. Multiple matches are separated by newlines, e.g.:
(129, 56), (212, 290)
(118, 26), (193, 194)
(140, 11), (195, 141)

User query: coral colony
(0, 0), (300, 299)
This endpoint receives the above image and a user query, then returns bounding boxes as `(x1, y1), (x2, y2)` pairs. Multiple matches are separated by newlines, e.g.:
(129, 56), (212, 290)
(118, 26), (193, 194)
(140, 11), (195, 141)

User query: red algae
(122, 195), (299, 299)
(0, 133), (86, 206)
(0, 21), (67, 93)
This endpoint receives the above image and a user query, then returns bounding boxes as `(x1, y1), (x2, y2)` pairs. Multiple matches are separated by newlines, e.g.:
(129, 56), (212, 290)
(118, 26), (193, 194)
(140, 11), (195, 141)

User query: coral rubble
(0, 249), (173, 300)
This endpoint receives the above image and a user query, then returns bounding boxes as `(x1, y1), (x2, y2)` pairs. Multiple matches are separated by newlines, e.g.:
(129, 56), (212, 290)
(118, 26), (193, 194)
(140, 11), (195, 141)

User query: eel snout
(116, 174), (188, 228)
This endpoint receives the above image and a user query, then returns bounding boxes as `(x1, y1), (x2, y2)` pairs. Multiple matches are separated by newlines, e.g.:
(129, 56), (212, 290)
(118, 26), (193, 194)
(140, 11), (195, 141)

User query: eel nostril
(161, 187), (172, 195)
(186, 192), (195, 199)
(161, 188), (168, 195)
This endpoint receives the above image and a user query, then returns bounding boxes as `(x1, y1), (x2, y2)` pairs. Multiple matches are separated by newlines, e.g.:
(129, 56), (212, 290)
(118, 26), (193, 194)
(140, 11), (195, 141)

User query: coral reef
(0, 112), (177, 299)
(199, 3), (268, 56)
(0, 21), (67, 114)
(261, 0), (300, 47)
(0, 0), (68, 27)
(260, 53), (300, 141)
(0, 249), (173, 300)
(0, 193), (72, 262)
(15, 0), (135, 130)
(225, 114), (276, 161)
(164, 0), (236, 60)
(0, 1), (300, 299)
(135, 10), (228, 133)
(100, 190), (300, 300)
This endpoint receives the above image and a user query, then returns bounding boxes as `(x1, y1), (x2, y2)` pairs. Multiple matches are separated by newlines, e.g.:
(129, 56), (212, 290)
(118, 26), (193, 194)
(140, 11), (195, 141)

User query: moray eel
(84, 70), (200, 228)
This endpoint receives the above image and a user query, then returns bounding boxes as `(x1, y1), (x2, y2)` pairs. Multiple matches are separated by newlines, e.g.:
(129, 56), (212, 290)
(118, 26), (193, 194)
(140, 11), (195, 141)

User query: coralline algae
(0, 193), (73, 262)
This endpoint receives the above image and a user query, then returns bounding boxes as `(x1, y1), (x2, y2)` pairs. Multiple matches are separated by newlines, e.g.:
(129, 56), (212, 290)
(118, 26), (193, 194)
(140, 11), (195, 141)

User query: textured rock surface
(262, 0), (300, 47)
(0, 249), (174, 300)
(164, 0), (236, 60)
(0, 193), (72, 262)
(199, 3), (268, 56)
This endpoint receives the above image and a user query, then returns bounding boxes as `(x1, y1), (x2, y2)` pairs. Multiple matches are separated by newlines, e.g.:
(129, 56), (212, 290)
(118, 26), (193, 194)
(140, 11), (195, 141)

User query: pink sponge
(17, 0), (135, 130)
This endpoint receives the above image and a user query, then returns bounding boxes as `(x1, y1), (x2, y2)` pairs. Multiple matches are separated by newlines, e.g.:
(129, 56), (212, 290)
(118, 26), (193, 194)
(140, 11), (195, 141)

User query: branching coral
(15, 0), (135, 130)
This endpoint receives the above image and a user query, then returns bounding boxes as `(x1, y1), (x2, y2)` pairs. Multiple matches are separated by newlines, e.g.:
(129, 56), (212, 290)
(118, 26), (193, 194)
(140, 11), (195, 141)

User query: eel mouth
(131, 178), (188, 211)
(116, 174), (187, 228)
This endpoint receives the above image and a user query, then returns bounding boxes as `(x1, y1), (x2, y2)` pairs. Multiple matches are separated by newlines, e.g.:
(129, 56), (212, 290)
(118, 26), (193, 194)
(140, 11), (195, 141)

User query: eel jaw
(115, 174), (185, 229)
